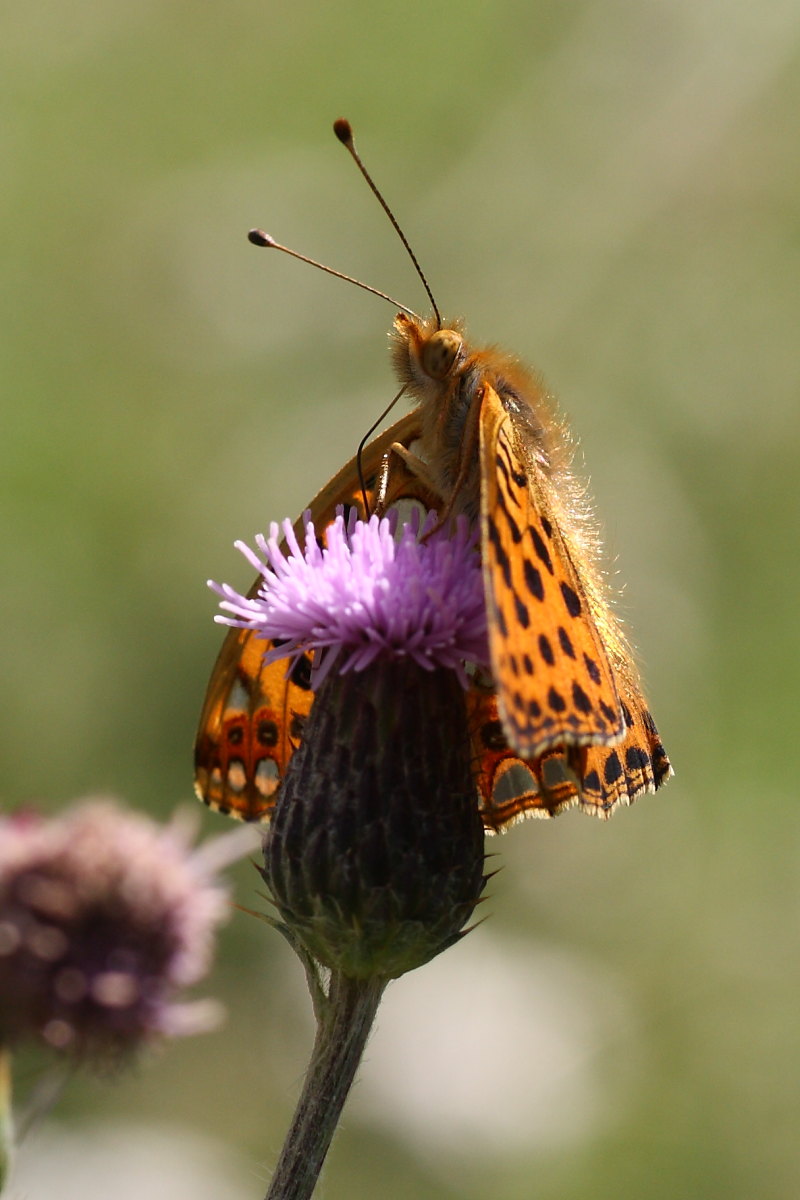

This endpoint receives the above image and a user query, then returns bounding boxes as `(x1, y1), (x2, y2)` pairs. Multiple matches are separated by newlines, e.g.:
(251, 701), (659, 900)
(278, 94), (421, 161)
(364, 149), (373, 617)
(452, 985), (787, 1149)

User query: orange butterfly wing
(193, 633), (314, 822)
(194, 411), (423, 821)
(467, 679), (671, 828)
(479, 383), (625, 758)
(474, 382), (671, 821)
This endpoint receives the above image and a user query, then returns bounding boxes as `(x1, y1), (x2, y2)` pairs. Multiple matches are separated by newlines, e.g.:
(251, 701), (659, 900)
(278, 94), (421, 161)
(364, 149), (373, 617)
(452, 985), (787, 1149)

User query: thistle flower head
(210, 508), (489, 687)
(212, 508), (488, 981)
(0, 800), (241, 1065)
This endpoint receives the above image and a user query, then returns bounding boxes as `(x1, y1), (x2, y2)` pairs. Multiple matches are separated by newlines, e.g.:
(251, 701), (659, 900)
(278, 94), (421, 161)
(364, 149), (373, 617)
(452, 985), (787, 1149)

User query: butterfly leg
(373, 442), (443, 515)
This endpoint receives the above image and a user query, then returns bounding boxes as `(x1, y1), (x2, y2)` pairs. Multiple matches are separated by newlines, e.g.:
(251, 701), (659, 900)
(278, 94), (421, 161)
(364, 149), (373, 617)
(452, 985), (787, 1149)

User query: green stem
(265, 972), (385, 1200)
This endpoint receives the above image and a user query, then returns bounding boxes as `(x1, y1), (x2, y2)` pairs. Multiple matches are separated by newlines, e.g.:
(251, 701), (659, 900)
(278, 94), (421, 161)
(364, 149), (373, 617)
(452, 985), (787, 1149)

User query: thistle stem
(265, 972), (386, 1200)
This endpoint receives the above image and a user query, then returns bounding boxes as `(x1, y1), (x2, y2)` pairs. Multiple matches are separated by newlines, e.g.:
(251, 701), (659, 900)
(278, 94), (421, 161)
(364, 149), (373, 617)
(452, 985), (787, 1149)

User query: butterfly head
(392, 312), (465, 393)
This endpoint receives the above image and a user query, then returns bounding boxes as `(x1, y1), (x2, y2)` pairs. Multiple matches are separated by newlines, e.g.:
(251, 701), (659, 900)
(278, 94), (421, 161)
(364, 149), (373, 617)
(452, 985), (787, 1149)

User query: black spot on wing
(512, 468), (527, 488)
(513, 594), (530, 629)
(481, 720), (507, 751)
(557, 626), (575, 658)
(488, 518), (512, 589)
(625, 745), (651, 773)
(538, 634), (554, 666)
(584, 653), (601, 684)
(651, 741), (671, 784)
(524, 560), (544, 601)
(604, 751), (623, 785)
(495, 447), (512, 492)
(583, 768), (601, 794)
(495, 603), (508, 639)
(560, 581), (582, 617)
(257, 719), (278, 747)
(495, 438), (527, 504)
(498, 501), (523, 545)
(530, 527), (553, 573)
(289, 654), (313, 691)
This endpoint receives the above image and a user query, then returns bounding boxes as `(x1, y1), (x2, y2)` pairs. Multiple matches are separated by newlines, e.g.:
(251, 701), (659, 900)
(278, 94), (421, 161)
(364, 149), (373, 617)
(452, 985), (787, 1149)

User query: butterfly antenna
(247, 230), (421, 320)
(333, 118), (442, 329)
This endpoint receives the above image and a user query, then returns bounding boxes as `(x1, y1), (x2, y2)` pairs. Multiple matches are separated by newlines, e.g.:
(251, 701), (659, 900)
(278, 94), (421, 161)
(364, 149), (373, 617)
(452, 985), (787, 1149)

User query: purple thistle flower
(0, 800), (249, 1065)
(207, 508), (490, 977)
(204, 503), (490, 1198)
(210, 509), (489, 688)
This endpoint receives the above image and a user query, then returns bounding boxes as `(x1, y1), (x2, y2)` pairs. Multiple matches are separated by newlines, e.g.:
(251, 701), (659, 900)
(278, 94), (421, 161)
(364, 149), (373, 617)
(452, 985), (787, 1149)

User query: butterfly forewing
(479, 384), (625, 760)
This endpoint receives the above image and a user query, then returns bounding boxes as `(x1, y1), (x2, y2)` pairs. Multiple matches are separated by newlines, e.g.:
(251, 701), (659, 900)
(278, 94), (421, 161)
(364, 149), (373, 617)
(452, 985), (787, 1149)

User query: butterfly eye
(422, 329), (463, 380)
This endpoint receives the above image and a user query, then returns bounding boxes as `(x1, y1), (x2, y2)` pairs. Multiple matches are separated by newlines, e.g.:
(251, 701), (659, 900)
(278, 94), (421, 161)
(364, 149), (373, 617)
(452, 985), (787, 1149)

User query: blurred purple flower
(210, 509), (489, 687)
(0, 800), (249, 1065)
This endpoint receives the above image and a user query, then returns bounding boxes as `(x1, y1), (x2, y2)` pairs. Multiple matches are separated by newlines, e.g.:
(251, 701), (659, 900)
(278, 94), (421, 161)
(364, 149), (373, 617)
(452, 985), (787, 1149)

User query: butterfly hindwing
(193, 411), (423, 821)
(580, 689), (672, 814)
(469, 682), (671, 827)
(194, 629), (314, 822)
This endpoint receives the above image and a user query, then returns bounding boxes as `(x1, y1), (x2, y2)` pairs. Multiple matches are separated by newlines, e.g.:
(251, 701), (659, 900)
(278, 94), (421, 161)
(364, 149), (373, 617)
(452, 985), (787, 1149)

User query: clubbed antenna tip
(333, 118), (353, 146)
(248, 229), (275, 248)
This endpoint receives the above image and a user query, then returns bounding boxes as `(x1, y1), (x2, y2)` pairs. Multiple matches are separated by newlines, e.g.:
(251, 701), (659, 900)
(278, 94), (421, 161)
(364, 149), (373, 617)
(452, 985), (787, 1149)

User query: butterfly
(194, 121), (672, 831)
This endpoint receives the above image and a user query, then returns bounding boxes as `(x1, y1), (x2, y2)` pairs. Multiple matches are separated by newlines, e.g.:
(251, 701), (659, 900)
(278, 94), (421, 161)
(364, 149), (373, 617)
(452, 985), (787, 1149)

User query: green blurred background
(3, 1), (799, 1196)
